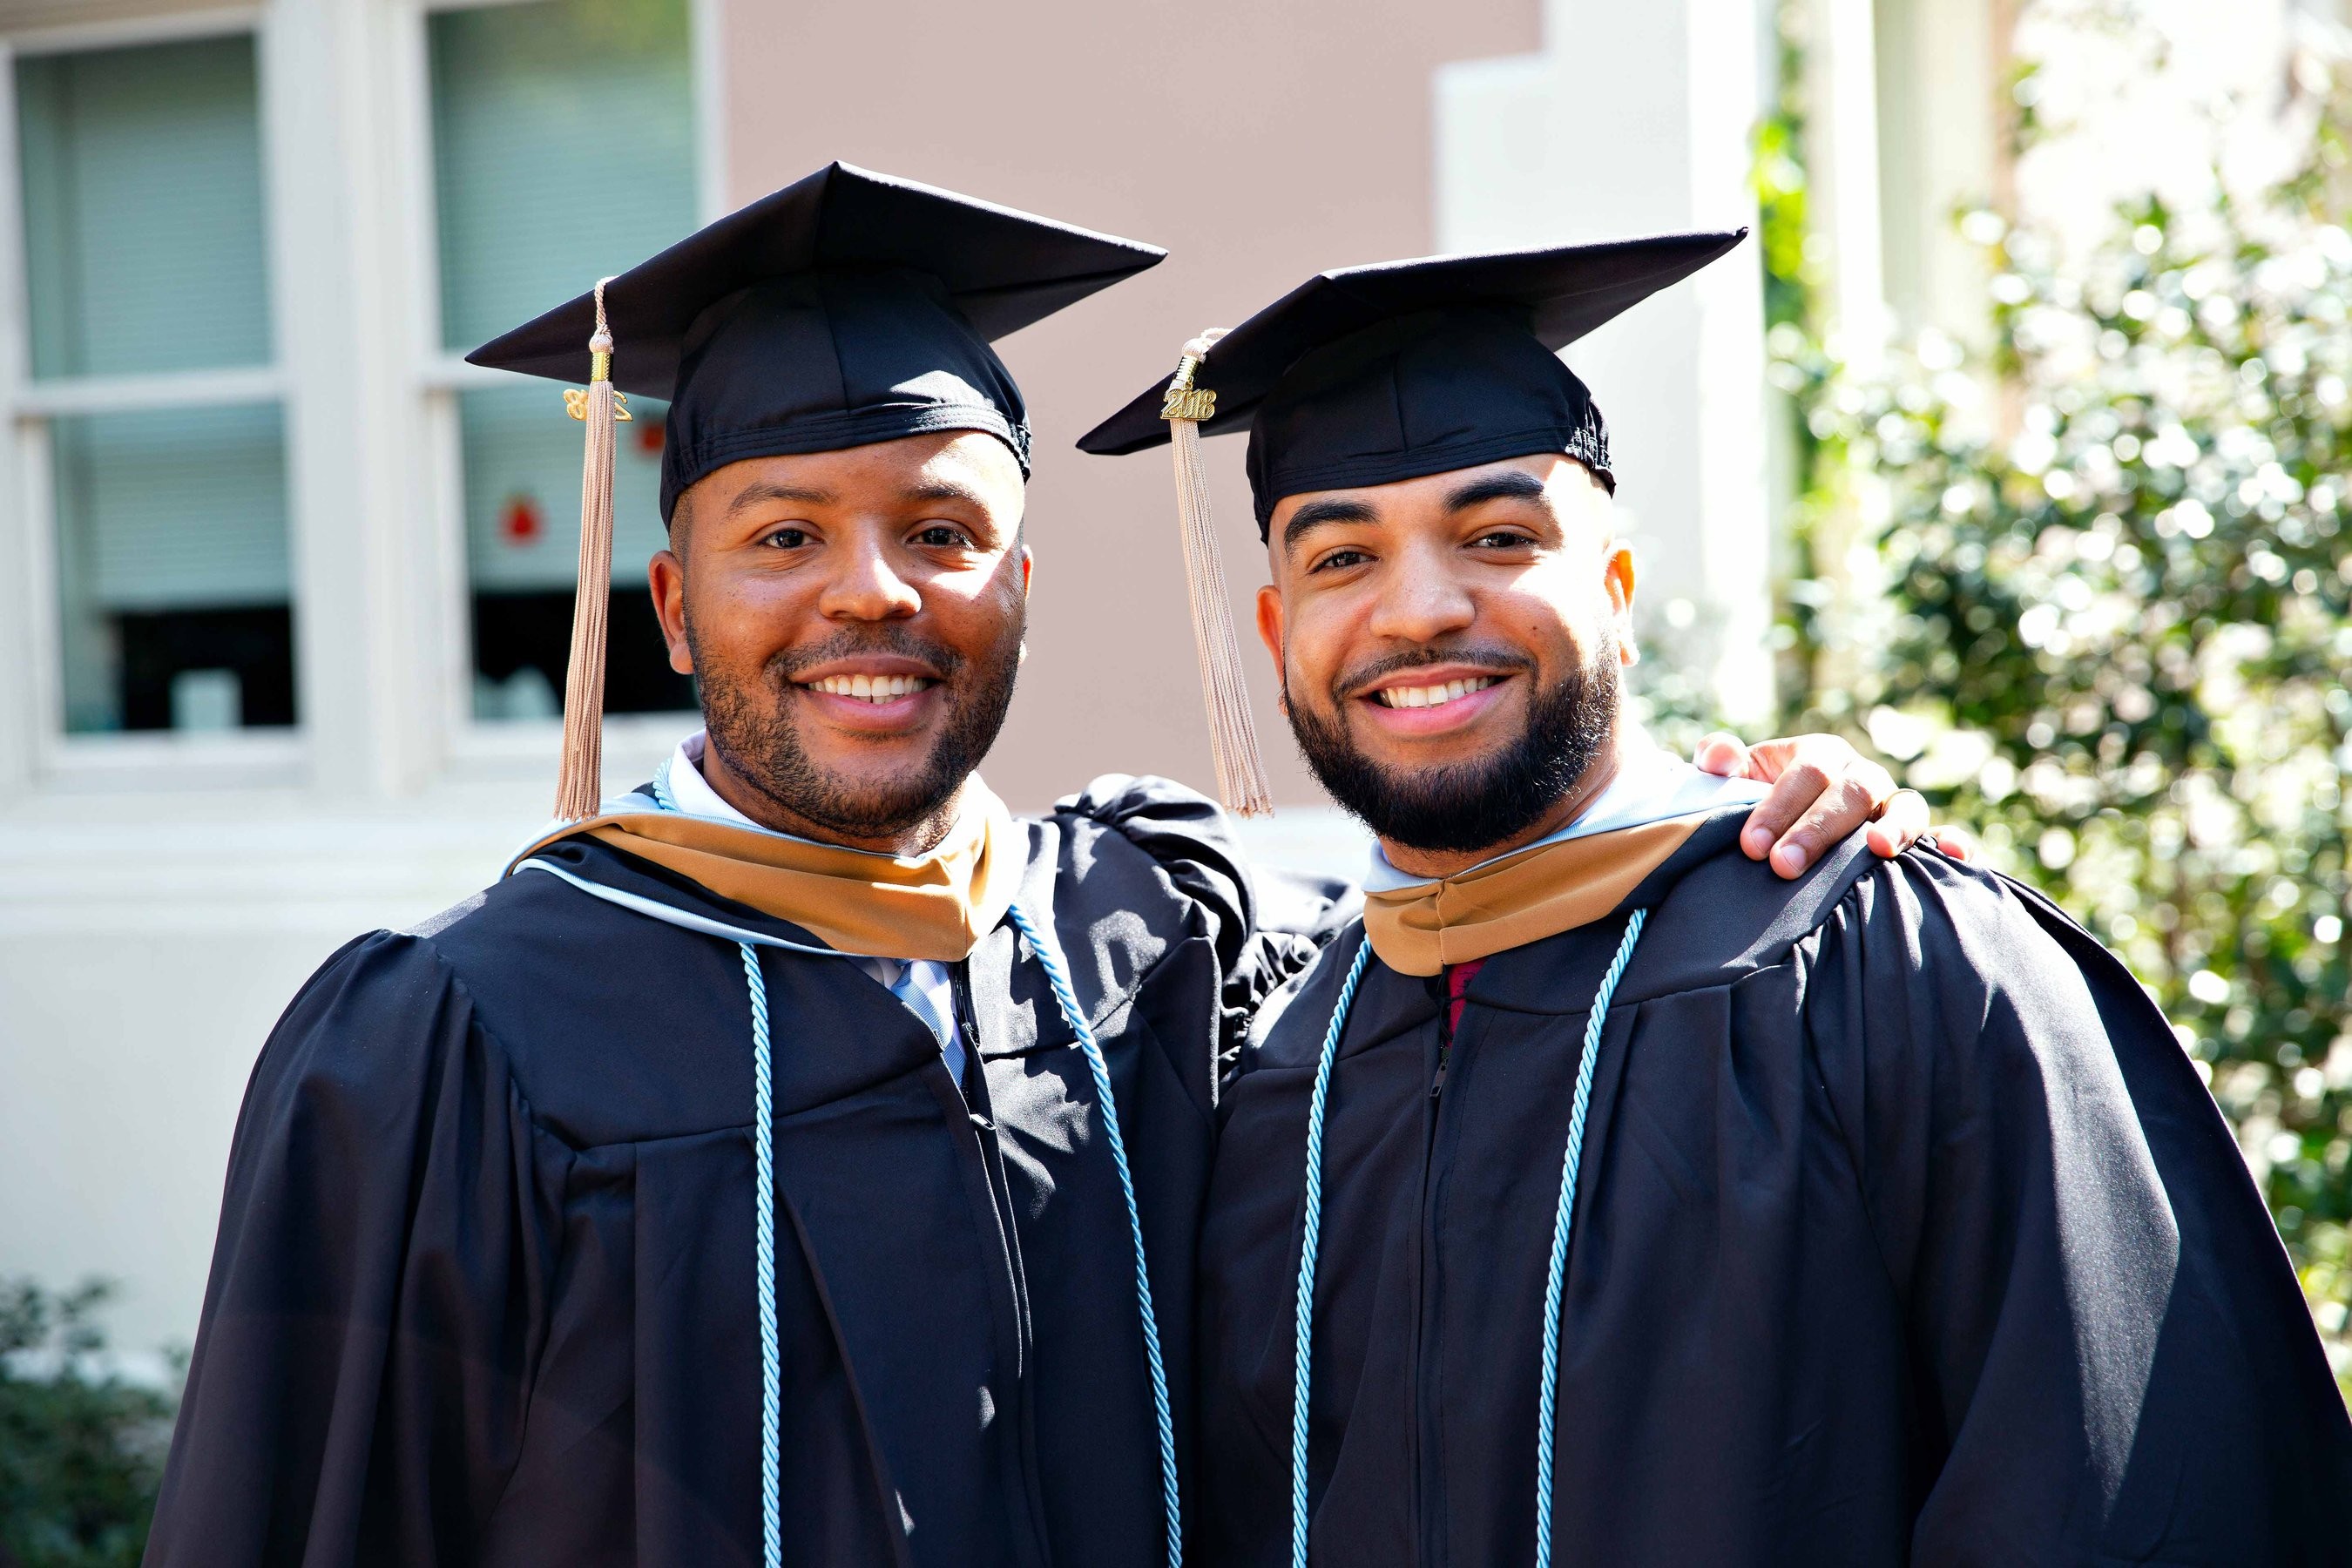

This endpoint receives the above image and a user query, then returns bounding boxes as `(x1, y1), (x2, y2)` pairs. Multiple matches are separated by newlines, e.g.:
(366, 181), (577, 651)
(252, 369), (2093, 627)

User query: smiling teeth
(808, 674), (929, 702)
(1375, 676), (1498, 709)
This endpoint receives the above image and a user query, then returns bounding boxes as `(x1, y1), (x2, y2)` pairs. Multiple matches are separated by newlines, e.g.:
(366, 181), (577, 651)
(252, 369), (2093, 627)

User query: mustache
(1330, 644), (1536, 701)
(770, 627), (967, 683)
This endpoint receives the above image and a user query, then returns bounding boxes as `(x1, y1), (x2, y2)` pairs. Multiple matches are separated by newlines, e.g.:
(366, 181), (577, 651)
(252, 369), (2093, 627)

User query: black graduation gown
(1198, 812), (2352, 1566)
(145, 776), (1321, 1568)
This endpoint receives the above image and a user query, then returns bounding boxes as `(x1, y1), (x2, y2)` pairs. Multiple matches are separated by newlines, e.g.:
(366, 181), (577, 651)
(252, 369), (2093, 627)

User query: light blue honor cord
(609, 762), (1175, 1560)
(1004, 900), (1185, 1568)
(1531, 907), (1644, 1568)
(740, 941), (784, 1568)
(1288, 937), (1375, 1568)
(1287, 909), (1646, 1568)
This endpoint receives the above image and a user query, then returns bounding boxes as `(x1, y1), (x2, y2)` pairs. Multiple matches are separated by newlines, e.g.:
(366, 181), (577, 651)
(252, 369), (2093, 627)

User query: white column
(1434, 0), (1775, 725)
(263, 0), (442, 799)
(1806, 0), (1887, 366)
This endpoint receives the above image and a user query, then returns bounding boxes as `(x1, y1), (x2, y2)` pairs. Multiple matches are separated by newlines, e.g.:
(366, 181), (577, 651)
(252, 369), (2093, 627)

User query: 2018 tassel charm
(1162, 329), (1274, 817)
(554, 278), (621, 823)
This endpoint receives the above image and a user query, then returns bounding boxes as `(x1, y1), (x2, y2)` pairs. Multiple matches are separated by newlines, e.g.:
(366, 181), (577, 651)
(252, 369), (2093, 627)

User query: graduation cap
(469, 162), (1165, 821)
(1075, 231), (1747, 817)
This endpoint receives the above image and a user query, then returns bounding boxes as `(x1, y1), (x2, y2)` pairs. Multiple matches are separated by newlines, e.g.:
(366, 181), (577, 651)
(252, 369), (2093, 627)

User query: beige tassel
(1161, 330), (1274, 817)
(553, 279), (628, 822)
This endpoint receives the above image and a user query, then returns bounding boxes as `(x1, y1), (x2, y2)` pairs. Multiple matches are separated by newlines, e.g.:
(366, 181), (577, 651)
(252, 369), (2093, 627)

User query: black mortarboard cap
(1068, 230), (1743, 820)
(1077, 230), (1747, 537)
(470, 160), (1166, 521)
(467, 162), (1163, 823)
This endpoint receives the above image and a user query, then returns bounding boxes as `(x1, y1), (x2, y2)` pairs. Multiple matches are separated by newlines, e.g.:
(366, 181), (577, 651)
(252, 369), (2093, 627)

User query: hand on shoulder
(1692, 731), (1976, 879)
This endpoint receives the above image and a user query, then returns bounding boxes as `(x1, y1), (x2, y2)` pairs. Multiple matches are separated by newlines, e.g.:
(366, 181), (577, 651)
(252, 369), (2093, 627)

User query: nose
(1363, 539), (1476, 646)
(817, 532), (922, 623)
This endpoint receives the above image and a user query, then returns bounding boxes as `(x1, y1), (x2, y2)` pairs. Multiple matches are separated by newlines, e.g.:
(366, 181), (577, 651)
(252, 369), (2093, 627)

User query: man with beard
(146, 172), (1923, 1568)
(1082, 234), (2352, 1564)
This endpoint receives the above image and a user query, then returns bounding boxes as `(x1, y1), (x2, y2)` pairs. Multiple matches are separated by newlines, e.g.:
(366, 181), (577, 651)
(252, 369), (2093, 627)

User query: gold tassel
(1161, 330), (1274, 817)
(554, 279), (623, 822)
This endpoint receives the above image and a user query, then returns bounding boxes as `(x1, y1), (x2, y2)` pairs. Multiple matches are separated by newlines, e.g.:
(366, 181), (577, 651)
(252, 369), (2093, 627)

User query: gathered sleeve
(1798, 851), (2352, 1563)
(1052, 774), (1356, 1086)
(145, 931), (568, 1567)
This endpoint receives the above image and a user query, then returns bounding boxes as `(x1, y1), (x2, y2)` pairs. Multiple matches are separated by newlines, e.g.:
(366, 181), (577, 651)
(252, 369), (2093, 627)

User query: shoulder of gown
(1045, 774), (1357, 1079)
(1792, 844), (2352, 1552)
(146, 921), (566, 1565)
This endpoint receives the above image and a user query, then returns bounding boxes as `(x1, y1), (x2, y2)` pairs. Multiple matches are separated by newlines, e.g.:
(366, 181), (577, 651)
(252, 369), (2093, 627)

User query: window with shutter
(428, 0), (697, 722)
(17, 33), (290, 734)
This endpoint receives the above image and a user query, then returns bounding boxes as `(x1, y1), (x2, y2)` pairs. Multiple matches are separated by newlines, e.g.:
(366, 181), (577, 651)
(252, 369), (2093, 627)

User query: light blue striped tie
(889, 961), (963, 1081)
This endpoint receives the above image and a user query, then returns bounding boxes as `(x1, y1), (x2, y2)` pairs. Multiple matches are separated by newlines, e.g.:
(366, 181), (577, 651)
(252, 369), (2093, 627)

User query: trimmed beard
(689, 613), (1023, 841)
(1286, 633), (1619, 855)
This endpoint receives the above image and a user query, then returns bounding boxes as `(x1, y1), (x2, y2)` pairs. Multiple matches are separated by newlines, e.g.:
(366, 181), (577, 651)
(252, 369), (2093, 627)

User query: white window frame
(0, 4), (302, 794)
(406, 0), (720, 786)
(0, 0), (723, 801)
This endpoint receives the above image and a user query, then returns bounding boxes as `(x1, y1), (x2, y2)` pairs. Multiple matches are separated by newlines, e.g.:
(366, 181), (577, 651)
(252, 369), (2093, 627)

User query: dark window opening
(470, 588), (695, 720)
(111, 604), (295, 731)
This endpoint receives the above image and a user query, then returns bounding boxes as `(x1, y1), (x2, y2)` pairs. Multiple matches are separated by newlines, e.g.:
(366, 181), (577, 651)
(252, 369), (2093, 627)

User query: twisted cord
(1532, 909), (1646, 1568)
(1288, 936), (1375, 1568)
(739, 942), (782, 1568)
(651, 754), (682, 814)
(1004, 900), (1181, 1566)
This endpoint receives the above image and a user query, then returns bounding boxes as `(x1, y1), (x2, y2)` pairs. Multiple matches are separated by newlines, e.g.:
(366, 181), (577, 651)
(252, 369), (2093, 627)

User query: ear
(1019, 542), (1033, 599)
(1254, 581), (1287, 675)
(1603, 540), (1639, 667)
(651, 549), (693, 675)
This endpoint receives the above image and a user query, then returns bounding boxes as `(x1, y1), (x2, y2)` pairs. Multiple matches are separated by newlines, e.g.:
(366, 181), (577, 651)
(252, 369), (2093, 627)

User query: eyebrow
(1281, 497), (1378, 551)
(903, 478), (993, 508)
(1443, 470), (1549, 510)
(725, 480), (835, 517)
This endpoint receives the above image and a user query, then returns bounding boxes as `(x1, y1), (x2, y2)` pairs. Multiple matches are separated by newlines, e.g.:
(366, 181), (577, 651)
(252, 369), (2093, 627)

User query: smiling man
(149, 173), (1930, 1568)
(147, 166), (1254, 1568)
(1085, 237), (2352, 1565)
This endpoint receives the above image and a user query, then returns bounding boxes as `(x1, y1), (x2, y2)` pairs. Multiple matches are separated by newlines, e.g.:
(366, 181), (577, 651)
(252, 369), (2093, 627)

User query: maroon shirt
(1444, 958), (1487, 1038)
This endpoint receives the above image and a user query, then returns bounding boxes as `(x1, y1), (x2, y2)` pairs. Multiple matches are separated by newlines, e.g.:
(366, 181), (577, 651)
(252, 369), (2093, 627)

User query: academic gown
(145, 776), (1329, 1568)
(1198, 812), (2352, 1567)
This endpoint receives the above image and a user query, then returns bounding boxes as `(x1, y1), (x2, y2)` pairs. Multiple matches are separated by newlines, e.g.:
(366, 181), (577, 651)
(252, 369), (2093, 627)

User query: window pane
(429, 0), (696, 350)
(430, 0), (697, 719)
(459, 384), (689, 720)
(52, 404), (294, 733)
(16, 35), (271, 379)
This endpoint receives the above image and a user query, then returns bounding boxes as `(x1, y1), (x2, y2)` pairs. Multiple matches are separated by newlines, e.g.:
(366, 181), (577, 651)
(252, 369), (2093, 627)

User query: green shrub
(0, 1280), (178, 1568)
(1774, 75), (2352, 1390)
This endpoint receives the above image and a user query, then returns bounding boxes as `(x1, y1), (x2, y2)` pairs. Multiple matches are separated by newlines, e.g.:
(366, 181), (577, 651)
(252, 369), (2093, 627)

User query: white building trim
(1432, 0), (1774, 725)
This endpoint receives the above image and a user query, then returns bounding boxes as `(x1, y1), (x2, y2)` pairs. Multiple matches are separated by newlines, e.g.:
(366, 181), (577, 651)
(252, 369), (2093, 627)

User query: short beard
(689, 614), (1022, 842)
(1286, 636), (1619, 855)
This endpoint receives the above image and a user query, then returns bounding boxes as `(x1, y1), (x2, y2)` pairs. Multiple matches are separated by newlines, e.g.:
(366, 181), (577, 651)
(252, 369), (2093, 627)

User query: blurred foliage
(1765, 15), (2352, 1389)
(1625, 612), (1727, 760)
(0, 1281), (178, 1568)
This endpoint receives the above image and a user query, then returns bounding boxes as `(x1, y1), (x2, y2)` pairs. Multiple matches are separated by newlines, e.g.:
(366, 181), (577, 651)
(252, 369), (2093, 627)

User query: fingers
(1736, 736), (1897, 870)
(1864, 788), (1930, 858)
(1692, 731), (1751, 778)
(1927, 823), (1978, 863)
(1734, 736), (1798, 783)
(1740, 760), (1821, 862)
(1767, 773), (1889, 875)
